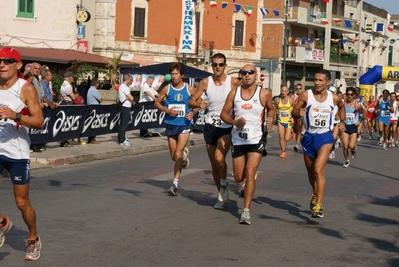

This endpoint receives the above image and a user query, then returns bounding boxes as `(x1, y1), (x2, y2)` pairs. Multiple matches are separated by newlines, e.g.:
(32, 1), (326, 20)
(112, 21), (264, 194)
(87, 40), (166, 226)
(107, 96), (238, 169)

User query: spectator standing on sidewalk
(220, 64), (275, 225)
(154, 62), (197, 196)
(139, 75), (156, 137)
(30, 62), (44, 106)
(86, 78), (103, 144)
(0, 47), (44, 260)
(40, 69), (57, 110)
(118, 74), (135, 146)
(59, 71), (76, 147)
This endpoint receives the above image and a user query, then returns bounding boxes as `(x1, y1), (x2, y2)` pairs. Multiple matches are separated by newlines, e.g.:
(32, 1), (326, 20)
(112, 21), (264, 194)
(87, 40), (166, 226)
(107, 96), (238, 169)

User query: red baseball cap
(0, 47), (22, 62)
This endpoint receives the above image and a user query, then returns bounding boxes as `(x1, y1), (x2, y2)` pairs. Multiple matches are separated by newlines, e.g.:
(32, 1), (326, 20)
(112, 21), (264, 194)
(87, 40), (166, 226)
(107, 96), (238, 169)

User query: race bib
(168, 104), (186, 117)
(205, 112), (222, 126)
(280, 111), (290, 118)
(346, 113), (355, 123)
(309, 108), (331, 128)
(381, 110), (390, 117)
(235, 127), (253, 141)
(368, 107), (374, 112)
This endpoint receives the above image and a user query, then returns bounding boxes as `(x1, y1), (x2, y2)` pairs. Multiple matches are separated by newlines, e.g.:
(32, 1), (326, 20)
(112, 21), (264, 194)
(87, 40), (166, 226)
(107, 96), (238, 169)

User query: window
(18, 0), (34, 18)
(234, 20), (244, 46)
(388, 46), (393, 66)
(133, 8), (145, 37)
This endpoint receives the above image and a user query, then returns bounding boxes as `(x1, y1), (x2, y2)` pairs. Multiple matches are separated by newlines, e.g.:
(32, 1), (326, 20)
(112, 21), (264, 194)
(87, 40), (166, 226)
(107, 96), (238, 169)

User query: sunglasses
(240, 70), (256, 76)
(346, 93), (355, 96)
(0, 58), (18, 65)
(212, 63), (225, 67)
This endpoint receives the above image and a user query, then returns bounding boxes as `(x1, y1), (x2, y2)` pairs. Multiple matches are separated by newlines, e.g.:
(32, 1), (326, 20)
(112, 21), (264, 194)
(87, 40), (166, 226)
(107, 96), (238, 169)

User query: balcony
(330, 50), (358, 65)
(329, 15), (359, 32)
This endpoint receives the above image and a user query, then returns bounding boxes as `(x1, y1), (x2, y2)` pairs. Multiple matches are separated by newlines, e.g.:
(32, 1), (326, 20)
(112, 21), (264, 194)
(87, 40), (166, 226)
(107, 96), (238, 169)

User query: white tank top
(0, 78), (31, 159)
(304, 90), (334, 134)
(390, 101), (397, 120)
(231, 86), (265, 145)
(205, 75), (232, 128)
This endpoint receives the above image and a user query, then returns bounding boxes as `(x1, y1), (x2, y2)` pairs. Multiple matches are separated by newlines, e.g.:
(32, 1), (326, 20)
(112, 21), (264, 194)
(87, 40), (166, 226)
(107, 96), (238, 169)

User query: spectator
(40, 70), (57, 110)
(60, 71), (76, 105)
(0, 46), (44, 260)
(86, 78), (103, 144)
(139, 75), (156, 137)
(118, 74), (135, 146)
(30, 62), (44, 106)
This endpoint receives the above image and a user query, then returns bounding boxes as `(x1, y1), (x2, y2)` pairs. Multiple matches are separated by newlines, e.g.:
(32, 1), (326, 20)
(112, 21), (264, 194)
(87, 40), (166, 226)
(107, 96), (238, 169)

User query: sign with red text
(77, 40), (89, 53)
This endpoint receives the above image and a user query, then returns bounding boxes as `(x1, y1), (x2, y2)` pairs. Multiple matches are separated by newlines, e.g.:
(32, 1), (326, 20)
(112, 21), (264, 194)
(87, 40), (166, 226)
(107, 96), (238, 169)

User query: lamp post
(282, 0), (289, 86)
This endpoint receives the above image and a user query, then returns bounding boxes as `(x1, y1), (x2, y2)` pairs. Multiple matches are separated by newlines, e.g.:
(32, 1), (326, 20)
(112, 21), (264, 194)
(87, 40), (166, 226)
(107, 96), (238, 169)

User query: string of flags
(192, 0), (397, 32)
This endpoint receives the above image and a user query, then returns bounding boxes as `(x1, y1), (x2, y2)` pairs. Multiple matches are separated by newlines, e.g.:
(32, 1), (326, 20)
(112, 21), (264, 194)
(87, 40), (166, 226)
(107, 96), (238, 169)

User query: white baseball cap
(329, 86), (337, 92)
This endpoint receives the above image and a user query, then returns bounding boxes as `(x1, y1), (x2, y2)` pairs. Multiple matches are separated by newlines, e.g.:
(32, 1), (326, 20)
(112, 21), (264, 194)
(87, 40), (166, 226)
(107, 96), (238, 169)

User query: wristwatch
(14, 113), (21, 122)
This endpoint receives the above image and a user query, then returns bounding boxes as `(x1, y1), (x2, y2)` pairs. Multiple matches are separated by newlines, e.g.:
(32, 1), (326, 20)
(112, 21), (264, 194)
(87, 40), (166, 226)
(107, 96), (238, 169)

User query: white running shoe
(383, 143), (387, 150)
(343, 160), (350, 168)
(329, 151), (335, 159)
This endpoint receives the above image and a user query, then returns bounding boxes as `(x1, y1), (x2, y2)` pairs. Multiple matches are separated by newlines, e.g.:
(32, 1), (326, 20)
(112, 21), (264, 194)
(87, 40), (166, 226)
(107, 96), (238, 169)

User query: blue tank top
(164, 83), (192, 126)
(345, 102), (359, 125)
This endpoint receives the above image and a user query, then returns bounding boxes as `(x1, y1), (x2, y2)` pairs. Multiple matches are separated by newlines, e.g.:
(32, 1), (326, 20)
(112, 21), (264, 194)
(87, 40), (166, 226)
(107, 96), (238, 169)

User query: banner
(177, 0), (197, 54)
(29, 103), (205, 144)
(304, 49), (324, 62)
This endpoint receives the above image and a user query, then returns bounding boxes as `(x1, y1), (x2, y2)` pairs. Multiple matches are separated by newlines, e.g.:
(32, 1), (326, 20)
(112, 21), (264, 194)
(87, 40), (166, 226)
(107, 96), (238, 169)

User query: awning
(12, 47), (139, 68)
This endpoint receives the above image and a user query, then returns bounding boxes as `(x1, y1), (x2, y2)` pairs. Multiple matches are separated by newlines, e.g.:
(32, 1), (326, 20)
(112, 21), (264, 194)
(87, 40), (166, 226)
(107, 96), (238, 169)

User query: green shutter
(17, 0), (34, 18)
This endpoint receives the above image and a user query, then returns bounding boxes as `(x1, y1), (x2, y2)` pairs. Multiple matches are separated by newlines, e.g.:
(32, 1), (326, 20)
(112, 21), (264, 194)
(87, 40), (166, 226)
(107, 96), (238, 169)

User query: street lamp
(282, 0), (289, 86)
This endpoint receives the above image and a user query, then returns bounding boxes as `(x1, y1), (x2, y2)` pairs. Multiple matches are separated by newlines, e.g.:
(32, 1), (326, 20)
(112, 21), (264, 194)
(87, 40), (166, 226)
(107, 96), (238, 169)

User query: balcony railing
(330, 50), (358, 65)
(329, 14), (359, 32)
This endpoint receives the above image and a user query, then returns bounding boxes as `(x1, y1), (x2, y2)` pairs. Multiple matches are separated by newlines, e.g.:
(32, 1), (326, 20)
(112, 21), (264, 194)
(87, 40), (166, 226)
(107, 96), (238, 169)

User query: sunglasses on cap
(240, 70), (256, 76)
(0, 58), (18, 65)
(211, 63), (226, 67)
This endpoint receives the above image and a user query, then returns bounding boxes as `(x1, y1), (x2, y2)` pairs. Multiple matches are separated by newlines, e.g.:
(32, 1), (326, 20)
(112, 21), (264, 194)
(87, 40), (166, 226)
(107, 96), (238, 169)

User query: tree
(106, 53), (122, 90)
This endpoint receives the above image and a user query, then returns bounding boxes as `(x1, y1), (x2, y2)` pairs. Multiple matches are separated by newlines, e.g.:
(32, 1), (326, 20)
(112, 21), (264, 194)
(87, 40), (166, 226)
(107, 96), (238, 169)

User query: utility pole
(282, 0), (288, 86)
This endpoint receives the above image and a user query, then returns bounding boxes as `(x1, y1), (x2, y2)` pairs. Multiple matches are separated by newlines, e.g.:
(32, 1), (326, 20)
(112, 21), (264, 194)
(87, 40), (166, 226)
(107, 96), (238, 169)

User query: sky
(365, 0), (399, 15)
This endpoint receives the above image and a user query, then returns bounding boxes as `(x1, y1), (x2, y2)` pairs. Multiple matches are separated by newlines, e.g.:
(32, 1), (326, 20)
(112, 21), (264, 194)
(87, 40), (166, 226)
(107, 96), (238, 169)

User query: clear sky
(365, 0), (399, 15)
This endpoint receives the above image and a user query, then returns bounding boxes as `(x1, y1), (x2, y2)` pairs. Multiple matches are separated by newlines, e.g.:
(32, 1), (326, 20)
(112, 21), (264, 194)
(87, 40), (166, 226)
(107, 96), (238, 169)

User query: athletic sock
(173, 179), (179, 187)
(220, 179), (228, 187)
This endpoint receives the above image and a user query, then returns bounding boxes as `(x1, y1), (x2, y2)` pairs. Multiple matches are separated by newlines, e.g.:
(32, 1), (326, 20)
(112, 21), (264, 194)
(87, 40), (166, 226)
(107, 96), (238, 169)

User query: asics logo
(258, 144), (264, 151)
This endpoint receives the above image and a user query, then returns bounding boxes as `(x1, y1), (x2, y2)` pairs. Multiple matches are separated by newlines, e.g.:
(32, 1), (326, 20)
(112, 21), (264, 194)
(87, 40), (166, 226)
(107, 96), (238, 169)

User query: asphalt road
(1, 135), (398, 267)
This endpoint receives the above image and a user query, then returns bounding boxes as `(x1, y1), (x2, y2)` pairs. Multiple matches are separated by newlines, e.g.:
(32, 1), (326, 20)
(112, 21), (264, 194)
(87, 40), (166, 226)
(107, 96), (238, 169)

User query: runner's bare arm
(220, 89), (236, 126)
(292, 91), (308, 118)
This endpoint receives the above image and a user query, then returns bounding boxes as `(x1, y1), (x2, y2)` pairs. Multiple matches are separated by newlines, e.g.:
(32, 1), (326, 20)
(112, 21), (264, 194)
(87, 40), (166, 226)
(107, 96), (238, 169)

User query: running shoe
(378, 137), (383, 146)
(213, 201), (225, 210)
(239, 208), (251, 225)
(279, 151), (287, 158)
(309, 193), (317, 211)
(343, 160), (350, 168)
(183, 147), (189, 160)
(383, 143), (387, 150)
(396, 141), (399, 147)
(334, 140), (340, 149)
(24, 236), (42, 261)
(167, 184), (178, 196)
(311, 204), (324, 218)
(220, 182), (229, 202)
(350, 150), (356, 159)
(182, 158), (189, 169)
(293, 144), (299, 152)
(329, 151), (335, 159)
(357, 135), (362, 142)
(0, 216), (12, 247)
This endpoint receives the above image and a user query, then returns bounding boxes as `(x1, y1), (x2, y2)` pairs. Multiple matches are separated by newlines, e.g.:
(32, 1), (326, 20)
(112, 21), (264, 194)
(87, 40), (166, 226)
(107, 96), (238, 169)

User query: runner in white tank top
(0, 47), (44, 260)
(221, 64), (275, 225)
(292, 69), (346, 219)
(189, 53), (241, 210)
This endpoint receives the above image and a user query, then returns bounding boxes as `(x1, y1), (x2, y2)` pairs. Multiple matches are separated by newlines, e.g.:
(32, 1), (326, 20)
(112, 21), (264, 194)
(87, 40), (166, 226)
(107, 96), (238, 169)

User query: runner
(154, 62), (197, 196)
(328, 86), (341, 160)
(388, 92), (398, 147)
(341, 87), (366, 168)
(375, 89), (393, 150)
(364, 95), (377, 140)
(293, 84), (304, 152)
(188, 53), (241, 209)
(292, 69), (345, 218)
(274, 85), (295, 158)
(354, 87), (367, 141)
(220, 64), (275, 224)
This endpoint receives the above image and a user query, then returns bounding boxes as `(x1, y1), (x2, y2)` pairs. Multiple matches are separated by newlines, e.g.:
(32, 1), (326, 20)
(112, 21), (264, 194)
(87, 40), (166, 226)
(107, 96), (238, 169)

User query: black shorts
(345, 124), (357, 135)
(203, 124), (232, 146)
(231, 133), (267, 158)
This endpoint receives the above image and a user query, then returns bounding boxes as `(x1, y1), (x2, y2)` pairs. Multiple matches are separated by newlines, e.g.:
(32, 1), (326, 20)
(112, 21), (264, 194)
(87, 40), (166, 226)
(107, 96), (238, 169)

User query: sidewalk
(30, 130), (206, 170)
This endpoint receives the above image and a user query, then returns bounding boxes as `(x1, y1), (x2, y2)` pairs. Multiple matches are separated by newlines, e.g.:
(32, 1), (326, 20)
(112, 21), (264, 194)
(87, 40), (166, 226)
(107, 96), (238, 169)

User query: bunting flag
(192, 0), (197, 3)
(365, 22), (373, 33)
(322, 0), (329, 2)
(333, 18), (342, 23)
(344, 20), (352, 28)
(376, 23), (384, 32)
(246, 6), (253, 17)
(331, 39), (340, 44)
(301, 38), (306, 45)
(273, 10), (279, 16)
(210, 0), (217, 8)
(234, 4), (241, 12)
(388, 23), (394, 31)
(221, 2), (228, 8)
(355, 21), (360, 27)
(294, 38), (299, 45)
(286, 11), (291, 18)
(260, 8), (268, 16)
(321, 18), (329, 25)
(310, 14), (316, 19)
